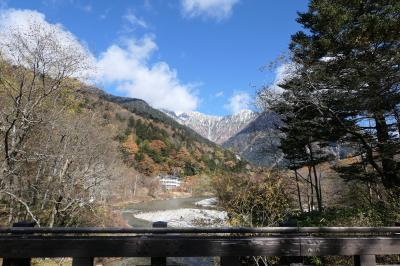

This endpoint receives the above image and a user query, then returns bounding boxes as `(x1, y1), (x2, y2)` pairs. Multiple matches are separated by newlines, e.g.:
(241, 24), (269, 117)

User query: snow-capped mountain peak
(163, 109), (257, 144)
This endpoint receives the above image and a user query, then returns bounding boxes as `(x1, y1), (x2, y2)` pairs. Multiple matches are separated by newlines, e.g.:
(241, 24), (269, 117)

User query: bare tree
(0, 20), (111, 226)
(0, 21), (91, 176)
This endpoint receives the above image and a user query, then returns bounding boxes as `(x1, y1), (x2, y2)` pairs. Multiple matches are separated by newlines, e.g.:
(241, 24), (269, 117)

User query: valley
(1, 1), (400, 265)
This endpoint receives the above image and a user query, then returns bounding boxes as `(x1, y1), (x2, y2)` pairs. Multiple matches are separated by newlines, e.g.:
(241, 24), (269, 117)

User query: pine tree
(277, 102), (335, 211)
(269, 0), (400, 190)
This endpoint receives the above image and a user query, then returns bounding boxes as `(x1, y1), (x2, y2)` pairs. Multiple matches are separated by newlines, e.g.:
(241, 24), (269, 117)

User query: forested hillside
(80, 87), (250, 178)
(0, 63), (250, 227)
(0, 22), (251, 227)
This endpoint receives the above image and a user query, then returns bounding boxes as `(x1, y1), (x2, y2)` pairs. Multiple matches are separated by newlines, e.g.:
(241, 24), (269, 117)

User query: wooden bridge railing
(0, 224), (399, 266)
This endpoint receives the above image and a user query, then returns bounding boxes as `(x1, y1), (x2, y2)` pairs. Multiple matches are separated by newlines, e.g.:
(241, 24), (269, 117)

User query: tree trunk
(308, 144), (322, 211)
(318, 171), (323, 208)
(312, 163), (322, 211)
(49, 206), (56, 228)
(294, 168), (303, 212)
(133, 175), (138, 197)
(374, 113), (400, 188)
(393, 106), (400, 135)
(307, 166), (314, 212)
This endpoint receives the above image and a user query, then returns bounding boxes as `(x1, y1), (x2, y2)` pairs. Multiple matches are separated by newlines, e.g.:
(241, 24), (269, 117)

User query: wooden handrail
(1, 235), (400, 256)
(1, 225), (400, 266)
(1, 235), (400, 265)
(0, 226), (399, 235)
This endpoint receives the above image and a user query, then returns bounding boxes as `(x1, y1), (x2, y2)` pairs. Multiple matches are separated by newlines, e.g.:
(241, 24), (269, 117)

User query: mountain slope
(99, 91), (215, 146)
(162, 108), (284, 167)
(164, 110), (257, 144)
(222, 112), (284, 167)
(78, 87), (250, 177)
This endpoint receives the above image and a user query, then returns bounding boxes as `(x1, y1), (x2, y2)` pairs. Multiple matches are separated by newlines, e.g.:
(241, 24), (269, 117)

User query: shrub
(214, 172), (289, 227)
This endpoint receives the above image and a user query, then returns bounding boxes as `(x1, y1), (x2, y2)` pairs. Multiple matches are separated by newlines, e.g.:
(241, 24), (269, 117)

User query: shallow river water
(121, 196), (213, 227)
(107, 197), (222, 266)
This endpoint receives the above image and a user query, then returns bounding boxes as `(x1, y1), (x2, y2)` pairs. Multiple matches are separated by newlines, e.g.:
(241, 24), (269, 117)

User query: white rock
(195, 197), (217, 208)
(134, 208), (227, 227)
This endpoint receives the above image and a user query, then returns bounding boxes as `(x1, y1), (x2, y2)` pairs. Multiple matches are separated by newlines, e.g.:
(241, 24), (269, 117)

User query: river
(121, 196), (226, 228)
(106, 197), (225, 266)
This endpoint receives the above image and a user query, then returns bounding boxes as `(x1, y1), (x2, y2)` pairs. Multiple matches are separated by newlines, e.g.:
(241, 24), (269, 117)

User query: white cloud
(256, 62), (299, 111)
(0, 9), (90, 54)
(181, 0), (239, 21)
(123, 9), (148, 29)
(215, 91), (224, 97)
(0, 8), (199, 113)
(96, 36), (199, 113)
(269, 62), (299, 94)
(0, 8), (95, 78)
(225, 92), (250, 114)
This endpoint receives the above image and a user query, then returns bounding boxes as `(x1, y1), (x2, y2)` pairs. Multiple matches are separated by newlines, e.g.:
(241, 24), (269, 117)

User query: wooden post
(354, 255), (376, 266)
(151, 221), (167, 266)
(285, 256), (304, 266)
(72, 257), (94, 266)
(2, 222), (36, 266)
(220, 256), (241, 266)
(280, 219), (303, 266)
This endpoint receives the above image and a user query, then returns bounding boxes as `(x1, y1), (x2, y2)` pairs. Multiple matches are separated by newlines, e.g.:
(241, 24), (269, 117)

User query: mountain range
(77, 87), (252, 177)
(163, 109), (283, 167)
(222, 112), (283, 167)
(83, 88), (283, 168)
(162, 109), (257, 144)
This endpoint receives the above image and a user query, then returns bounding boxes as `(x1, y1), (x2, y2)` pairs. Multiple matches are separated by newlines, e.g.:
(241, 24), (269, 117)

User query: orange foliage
(197, 160), (206, 170)
(178, 146), (190, 156)
(123, 134), (138, 154)
(224, 160), (236, 169)
(181, 175), (197, 191)
(173, 147), (191, 168)
(137, 154), (157, 176)
(192, 148), (202, 160)
(148, 140), (167, 153)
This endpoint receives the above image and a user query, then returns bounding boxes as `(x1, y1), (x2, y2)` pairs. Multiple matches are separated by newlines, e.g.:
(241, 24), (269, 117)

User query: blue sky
(0, 0), (308, 115)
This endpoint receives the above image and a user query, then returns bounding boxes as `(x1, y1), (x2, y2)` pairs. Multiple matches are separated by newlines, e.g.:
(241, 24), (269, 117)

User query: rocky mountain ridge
(163, 109), (257, 144)
(222, 112), (283, 167)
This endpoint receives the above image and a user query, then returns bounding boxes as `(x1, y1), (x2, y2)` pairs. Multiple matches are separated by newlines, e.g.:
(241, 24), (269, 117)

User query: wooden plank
(0, 235), (399, 259)
(301, 237), (400, 256)
(72, 257), (93, 266)
(283, 256), (304, 266)
(354, 255), (376, 266)
(0, 236), (301, 258)
(0, 227), (399, 235)
(286, 256), (304, 266)
(2, 221), (35, 266)
(150, 258), (166, 266)
(151, 221), (167, 266)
